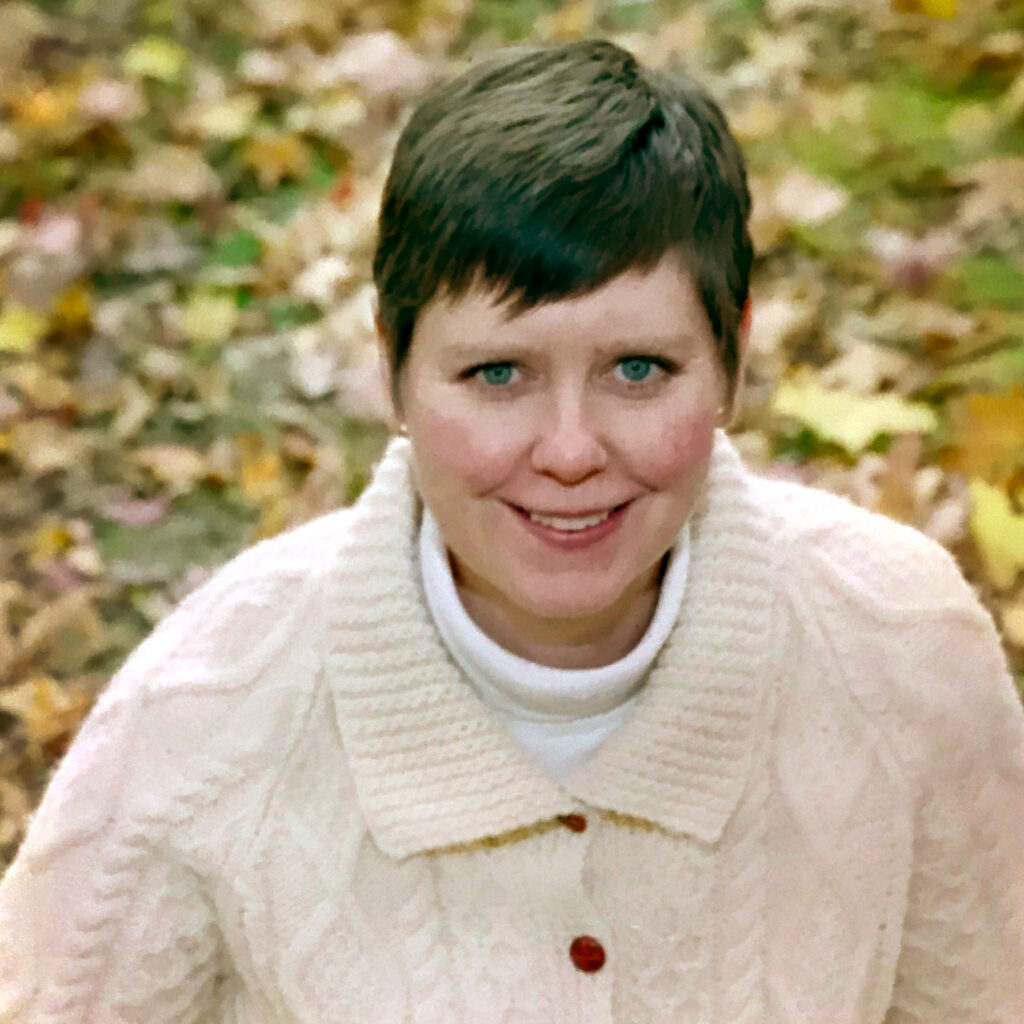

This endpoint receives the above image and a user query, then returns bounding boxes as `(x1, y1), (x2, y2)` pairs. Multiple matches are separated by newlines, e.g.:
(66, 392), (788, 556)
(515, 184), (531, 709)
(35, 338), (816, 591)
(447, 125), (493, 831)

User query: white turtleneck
(417, 507), (691, 779)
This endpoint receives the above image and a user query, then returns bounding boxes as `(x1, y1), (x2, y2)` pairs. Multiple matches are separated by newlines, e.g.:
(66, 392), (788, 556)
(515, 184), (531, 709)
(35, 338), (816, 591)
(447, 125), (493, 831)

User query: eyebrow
(441, 335), (696, 361)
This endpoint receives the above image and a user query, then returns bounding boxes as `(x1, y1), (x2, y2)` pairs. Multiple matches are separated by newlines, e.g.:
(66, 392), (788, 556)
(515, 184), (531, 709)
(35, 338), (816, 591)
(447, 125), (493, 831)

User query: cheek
(411, 407), (520, 495)
(629, 407), (718, 491)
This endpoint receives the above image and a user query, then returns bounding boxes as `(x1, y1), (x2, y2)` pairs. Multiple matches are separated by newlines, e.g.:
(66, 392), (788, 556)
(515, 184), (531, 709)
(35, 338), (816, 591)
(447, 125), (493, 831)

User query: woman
(2, 40), (1023, 1023)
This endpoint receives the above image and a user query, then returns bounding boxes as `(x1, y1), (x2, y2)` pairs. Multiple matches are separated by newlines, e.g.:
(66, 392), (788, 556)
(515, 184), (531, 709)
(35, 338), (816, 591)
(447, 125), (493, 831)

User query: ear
(373, 299), (404, 428)
(721, 295), (752, 428)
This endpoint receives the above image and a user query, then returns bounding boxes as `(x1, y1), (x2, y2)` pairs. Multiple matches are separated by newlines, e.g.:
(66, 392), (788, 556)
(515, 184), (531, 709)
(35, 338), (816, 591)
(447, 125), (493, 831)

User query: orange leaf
(943, 388), (1024, 486)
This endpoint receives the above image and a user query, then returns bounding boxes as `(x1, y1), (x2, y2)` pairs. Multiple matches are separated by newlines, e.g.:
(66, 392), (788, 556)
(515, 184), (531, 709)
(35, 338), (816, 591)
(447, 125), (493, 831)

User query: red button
(569, 935), (606, 973)
(557, 813), (587, 833)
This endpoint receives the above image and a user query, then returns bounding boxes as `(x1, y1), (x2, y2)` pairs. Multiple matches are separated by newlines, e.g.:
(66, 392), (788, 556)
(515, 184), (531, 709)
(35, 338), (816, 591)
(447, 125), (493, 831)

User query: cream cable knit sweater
(2, 430), (1023, 1023)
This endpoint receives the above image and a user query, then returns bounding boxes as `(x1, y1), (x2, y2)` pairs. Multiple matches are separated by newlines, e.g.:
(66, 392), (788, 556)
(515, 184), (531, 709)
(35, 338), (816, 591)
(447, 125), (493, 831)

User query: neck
(452, 556), (666, 669)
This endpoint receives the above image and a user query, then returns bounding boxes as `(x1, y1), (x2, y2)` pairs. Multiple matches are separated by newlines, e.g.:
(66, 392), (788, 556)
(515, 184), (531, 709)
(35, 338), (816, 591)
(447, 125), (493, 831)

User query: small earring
(397, 422), (408, 436)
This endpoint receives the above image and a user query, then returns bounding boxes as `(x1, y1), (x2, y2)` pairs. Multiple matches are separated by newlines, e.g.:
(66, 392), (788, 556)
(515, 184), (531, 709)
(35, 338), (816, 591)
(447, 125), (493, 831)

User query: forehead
(412, 254), (711, 352)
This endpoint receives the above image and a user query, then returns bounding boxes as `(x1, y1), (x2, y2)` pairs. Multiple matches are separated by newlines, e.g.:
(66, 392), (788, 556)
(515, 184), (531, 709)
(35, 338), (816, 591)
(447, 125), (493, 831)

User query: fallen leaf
(236, 433), (285, 503)
(875, 433), (923, 523)
(943, 388), (1024, 485)
(307, 31), (434, 100)
(818, 342), (915, 395)
(242, 134), (312, 189)
(772, 169), (850, 226)
(293, 255), (353, 306)
(122, 37), (189, 83)
(0, 675), (92, 748)
(119, 144), (221, 203)
(181, 290), (239, 346)
(119, 217), (199, 273)
(52, 283), (92, 336)
(771, 369), (939, 452)
(188, 93), (261, 141)
(539, 0), (595, 40)
(9, 420), (84, 474)
(892, 0), (956, 16)
(969, 479), (1024, 590)
(238, 49), (292, 87)
(78, 77), (146, 122)
(133, 444), (209, 492)
(1003, 598), (1024, 647)
(0, 302), (49, 353)
(8, 82), (80, 132)
(27, 523), (74, 568)
(954, 158), (1024, 229)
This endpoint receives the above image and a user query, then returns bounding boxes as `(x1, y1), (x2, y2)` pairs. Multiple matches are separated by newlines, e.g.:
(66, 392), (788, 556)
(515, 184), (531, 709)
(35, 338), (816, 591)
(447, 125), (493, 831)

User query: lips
(505, 499), (633, 550)
(508, 501), (631, 518)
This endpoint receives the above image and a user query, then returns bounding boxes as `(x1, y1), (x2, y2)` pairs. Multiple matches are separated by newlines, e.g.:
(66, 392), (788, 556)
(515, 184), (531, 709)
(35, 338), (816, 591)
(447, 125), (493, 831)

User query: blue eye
(477, 363), (517, 387)
(617, 357), (658, 383)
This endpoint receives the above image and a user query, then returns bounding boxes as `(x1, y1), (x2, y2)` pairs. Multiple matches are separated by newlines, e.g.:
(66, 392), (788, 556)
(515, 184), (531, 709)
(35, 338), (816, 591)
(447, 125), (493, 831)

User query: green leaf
(948, 255), (1024, 310)
(268, 300), (320, 331)
(208, 229), (262, 267)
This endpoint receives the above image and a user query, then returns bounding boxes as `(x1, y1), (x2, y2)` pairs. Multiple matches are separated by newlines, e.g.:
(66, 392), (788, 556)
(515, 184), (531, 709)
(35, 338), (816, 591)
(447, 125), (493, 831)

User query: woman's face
(395, 253), (730, 642)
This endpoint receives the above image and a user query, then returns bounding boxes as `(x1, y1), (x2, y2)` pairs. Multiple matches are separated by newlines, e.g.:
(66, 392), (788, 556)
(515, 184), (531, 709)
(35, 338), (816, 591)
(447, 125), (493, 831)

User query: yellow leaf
(541, 0), (595, 39)
(53, 283), (92, 335)
(122, 36), (189, 82)
(892, 0), (956, 15)
(191, 94), (261, 141)
(969, 479), (1024, 590)
(242, 134), (312, 189)
(238, 439), (284, 504)
(181, 291), (239, 346)
(28, 523), (74, 568)
(0, 674), (92, 748)
(771, 370), (939, 452)
(0, 302), (50, 353)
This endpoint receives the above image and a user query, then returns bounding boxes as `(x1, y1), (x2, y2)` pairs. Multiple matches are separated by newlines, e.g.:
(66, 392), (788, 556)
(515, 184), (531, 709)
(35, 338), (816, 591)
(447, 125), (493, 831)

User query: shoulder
(749, 472), (1023, 779)
(747, 471), (981, 622)
(97, 507), (357, 711)
(18, 509), (361, 863)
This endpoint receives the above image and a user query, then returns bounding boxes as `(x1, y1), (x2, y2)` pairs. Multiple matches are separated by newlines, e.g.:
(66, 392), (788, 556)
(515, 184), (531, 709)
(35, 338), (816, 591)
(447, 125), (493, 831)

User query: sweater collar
(416, 503), (692, 723)
(325, 430), (778, 859)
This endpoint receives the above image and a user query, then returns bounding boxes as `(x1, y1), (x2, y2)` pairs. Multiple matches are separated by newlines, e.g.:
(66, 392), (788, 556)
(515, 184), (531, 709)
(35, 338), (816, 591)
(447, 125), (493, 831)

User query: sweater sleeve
(0, 692), (226, 1024)
(0, 681), (225, 1024)
(883, 602), (1024, 1023)
(0, 512), (339, 1023)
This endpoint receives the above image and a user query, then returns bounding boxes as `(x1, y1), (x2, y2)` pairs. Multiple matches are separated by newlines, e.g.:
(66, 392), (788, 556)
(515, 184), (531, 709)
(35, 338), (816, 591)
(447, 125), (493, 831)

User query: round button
(569, 935), (606, 973)
(557, 813), (587, 833)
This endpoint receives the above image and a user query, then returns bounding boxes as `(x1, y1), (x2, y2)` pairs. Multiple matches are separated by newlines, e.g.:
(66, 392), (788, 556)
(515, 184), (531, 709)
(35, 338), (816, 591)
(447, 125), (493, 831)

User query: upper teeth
(529, 509), (612, 531)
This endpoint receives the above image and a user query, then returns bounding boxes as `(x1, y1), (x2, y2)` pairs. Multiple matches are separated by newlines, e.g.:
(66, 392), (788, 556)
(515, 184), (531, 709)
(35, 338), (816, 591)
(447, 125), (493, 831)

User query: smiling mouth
(508, 501), (631, 533)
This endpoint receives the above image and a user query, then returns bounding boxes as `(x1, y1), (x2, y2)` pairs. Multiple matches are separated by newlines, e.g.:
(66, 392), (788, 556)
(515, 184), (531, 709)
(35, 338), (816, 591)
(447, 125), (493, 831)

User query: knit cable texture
(0, 429), (1022, 1023)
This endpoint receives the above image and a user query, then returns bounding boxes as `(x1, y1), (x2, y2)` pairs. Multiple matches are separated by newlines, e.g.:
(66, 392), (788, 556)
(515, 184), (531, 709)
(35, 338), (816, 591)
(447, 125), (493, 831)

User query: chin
(509, 578), (624, 623)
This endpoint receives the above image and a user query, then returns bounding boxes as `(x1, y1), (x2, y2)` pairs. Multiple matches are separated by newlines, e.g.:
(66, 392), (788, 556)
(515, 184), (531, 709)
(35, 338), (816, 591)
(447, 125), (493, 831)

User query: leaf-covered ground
(1, 0), (1023, 868)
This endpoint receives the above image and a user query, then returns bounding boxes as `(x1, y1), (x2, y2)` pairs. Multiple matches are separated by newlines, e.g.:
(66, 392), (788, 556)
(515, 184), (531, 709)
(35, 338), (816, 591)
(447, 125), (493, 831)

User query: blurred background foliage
(1, 0), (1023, 867)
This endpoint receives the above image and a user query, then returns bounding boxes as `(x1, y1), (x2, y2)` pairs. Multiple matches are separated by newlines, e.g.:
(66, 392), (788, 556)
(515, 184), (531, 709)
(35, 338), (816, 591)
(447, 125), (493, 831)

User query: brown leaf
(133, 443), (209, 492)
(0, 674), (92, 749)
(943, 388), (1024, 486)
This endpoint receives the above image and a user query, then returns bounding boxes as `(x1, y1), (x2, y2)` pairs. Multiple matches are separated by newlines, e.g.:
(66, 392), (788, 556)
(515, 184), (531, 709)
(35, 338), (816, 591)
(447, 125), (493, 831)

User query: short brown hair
(373, 39), (753, 412)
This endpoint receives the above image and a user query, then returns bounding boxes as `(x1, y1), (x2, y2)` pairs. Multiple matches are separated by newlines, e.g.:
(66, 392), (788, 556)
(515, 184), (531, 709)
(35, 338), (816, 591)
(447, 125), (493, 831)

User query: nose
(530, 393), (608, 483)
